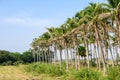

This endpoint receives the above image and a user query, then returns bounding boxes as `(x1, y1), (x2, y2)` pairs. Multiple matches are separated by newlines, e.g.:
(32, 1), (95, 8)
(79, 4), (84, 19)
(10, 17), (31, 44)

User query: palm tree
(106, 0), (120, 66)
(31, 38), (40, 64)
(30, 0), (120, 74)
(53, 28), (64, 70)
(75, 10), (91, 69)
(47, 27), (58, 65)
(84, 2), (112, 74)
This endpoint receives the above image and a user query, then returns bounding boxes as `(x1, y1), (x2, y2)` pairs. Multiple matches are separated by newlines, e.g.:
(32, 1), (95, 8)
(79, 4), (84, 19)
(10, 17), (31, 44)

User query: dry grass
(0, 65), (58, 80)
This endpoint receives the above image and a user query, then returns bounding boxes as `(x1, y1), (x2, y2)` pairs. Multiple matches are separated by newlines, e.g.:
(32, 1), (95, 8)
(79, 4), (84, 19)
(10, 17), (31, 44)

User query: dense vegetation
(0, 50), (34, 65)
(25, 63), (120, 80)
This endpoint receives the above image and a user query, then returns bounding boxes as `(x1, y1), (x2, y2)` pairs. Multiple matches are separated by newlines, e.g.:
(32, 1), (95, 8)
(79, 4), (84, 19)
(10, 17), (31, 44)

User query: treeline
(0, 50), (34, 66)
(31, 0), (120, 75)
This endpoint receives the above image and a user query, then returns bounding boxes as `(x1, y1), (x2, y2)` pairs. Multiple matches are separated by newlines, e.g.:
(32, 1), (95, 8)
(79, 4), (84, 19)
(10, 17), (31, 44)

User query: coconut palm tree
(106, 0), (120, 66)
(84, 2), (112, 74)
(30, 1), (120, 74)
(47, 27), (69, 68)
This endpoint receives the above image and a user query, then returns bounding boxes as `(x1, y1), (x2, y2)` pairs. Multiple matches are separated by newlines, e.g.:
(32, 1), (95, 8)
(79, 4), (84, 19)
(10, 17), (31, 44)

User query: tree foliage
(77, 46), (86, 57)
(0, 50), (34, 65)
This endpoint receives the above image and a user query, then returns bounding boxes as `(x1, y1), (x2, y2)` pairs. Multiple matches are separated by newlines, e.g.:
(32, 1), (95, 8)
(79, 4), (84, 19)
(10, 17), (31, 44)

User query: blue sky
(0, 0), (106, 53)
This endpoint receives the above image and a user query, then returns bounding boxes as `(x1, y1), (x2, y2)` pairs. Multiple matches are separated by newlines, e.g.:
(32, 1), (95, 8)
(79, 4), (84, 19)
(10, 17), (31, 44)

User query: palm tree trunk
(59, 49), (62, 70)
(116, 3), (120, 54)
(104, 46), (109, 68)
(37, 50), (39, 64)
(109, 45), (114, 67)
(44, 48), (47, 63)
(38, 47), (41, 64)
(83, 26), (89, 69)
(102, 23), (109, 68)
(96, 41), (101, 71)
(38, 51), (41, 64)
(32, 49), (36, 64)
(48, 46), (50, 63)
(90, 44), (92, 63)
(73, 38), (78, 70)
(94, 43), (99, 69)
(65, 42), (69, 71)
(70, 48), (73, 65)
(115, 46), (119, 65)
(42, 48), (44, 62)
(78, 56), (80, 70)
(50, 45), (53, 63)
(54, 44), (57, 66)
(94, 23), (106, 74)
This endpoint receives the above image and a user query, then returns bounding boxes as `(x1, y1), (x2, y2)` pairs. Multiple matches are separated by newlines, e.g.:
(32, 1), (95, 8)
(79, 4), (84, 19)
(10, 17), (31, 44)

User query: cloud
(2, 17), (53, 27)
(4, 18), (26, 24)
(1, 17), (64, 28)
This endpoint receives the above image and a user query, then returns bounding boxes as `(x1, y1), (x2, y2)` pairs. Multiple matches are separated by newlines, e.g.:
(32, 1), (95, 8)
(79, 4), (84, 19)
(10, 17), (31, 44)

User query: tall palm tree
(31, 1), (120, 74)
(84, 2), (112, 74)
(106, 0), (120, 66)
(47, 27), (58, 65)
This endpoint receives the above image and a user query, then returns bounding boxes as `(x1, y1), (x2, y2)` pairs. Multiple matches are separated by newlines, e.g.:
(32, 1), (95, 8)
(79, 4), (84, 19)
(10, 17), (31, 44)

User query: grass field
(0, 65), (57, 80)
(1, 63), (120, 80)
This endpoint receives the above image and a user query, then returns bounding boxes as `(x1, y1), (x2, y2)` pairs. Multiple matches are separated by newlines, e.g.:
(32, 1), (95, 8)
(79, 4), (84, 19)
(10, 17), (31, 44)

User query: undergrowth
(25, 63), (120, 80)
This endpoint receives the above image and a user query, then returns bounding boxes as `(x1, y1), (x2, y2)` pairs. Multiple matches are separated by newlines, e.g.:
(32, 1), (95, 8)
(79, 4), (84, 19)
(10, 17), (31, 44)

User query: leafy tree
(10, 52), (21, 61)
(77, 46), (86, 57)
(21, 51), (34, 63)
(0, 50), (15, 64)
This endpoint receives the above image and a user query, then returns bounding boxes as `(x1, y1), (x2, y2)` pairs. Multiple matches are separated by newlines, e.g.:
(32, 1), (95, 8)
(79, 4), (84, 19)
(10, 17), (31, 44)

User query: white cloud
(2, 17), (51, 26)
(4, 18), (26, 24)
(1, 17), (63, 27)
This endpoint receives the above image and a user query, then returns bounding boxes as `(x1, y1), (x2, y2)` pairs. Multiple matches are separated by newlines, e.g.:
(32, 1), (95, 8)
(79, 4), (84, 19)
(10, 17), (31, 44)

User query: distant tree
(0, 50), (15, 65)
(10, 52), (21, 61)
(21, 51), (34, 63)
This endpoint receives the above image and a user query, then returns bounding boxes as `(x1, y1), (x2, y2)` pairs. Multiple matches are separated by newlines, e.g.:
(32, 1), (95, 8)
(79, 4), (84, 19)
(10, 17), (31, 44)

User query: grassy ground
(0, 65), (58, 80)
(1, 63), (119, 80)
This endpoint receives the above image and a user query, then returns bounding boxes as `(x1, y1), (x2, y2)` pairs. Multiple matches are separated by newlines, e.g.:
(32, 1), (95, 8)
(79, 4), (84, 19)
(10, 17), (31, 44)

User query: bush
(75, 68), (102, 80)
(90, 61), (96, 67)
(1, 61), (13, 66)
(25, 63), (120, 79)
(13, 60), (24, 65)
(25, 63), (66, 76)
(106, 66), (120, 80)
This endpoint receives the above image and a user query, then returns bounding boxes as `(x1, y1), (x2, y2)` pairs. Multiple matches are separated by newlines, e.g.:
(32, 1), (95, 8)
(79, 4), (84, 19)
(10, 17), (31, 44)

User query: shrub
(13, 60), (24, 65)
(25, 63), (37, 72)
(25, 63), (66, 76)
(75, 68), (102, 80)
(90, 61), (96, 67)
(1, 61), (13, 66)
(106, 66), (120, 80)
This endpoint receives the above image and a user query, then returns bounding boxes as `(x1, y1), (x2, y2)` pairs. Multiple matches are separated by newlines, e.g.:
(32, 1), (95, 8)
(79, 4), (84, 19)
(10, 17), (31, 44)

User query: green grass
(0, 63), (120, 80)
(25, 63), (105, 80)
(0, 65), (57, 80)
(25, 63), (66, 76)
(25, 63), (120, 80)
